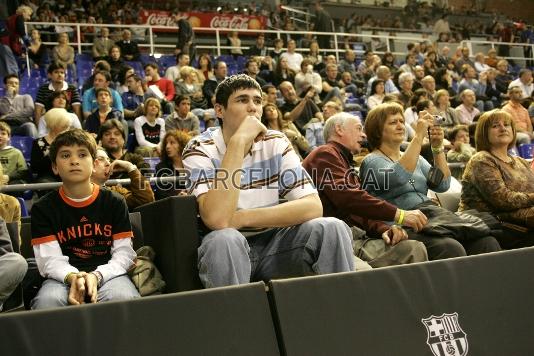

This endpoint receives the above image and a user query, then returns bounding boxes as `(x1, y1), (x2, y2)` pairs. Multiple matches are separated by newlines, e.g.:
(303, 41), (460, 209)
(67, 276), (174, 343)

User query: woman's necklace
(489, 151), (514, 165)
(377, 148), (398, 162)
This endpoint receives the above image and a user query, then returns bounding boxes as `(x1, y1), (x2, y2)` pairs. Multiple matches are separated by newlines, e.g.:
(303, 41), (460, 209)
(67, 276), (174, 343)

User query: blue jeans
(31, 274), (140, 310)
(197, 217), (355, 288)
(0, 253), (27, 311)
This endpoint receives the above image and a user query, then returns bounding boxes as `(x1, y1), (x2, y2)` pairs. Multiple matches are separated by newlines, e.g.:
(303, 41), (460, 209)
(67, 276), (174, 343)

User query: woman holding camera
(459, 110), (534, 249)
(360, 103), (501, 257)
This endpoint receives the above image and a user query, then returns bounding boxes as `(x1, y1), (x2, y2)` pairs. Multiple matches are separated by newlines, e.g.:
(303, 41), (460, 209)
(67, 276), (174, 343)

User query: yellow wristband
(397, 209), (405, 225)
(64, 272), (76, 285)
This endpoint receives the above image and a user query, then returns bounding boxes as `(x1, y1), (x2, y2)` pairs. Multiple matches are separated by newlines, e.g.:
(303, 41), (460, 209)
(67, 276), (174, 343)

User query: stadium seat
(10, 136), (33, 163)
(518, 143), (534, 159)
(16, 197), (28, 218)
(157, 55), (176, 71)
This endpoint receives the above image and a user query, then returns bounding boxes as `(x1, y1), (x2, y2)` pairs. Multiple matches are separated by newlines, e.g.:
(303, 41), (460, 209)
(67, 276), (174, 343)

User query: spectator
(173, 15), (195, 58)
(399, 54), (417, 75)
(196, 53), (214, 82)
(134, 97), (165, 157)
(412, 65), (426, 91)
(35, 63), (82, 124)
(3, 5), (32, 57)
(474, 52), (490, 73)
(361, 103), (501, 257)
(244, 58), (268, 87)
(0, 163), (21, 235)
(397, 72), (414, 108)
(154, 130), (191, 199)
(312, 1), (332, 50)
(485, 48), (499, 68)
(495, 59), (514, 95)
(302, 112), (429, 266)
(82, 71), (123, 120)
(91, 147), (154, 210)
(164, 53), (190, 83)
(246, 33), (268, 57)
(366, 66), (399, 97)
(92, 27), (114, 61)
(174, 66), (208, 119)
(280, 39), (303, 73)
(447, 125), (475, 179)
(433, 67), (455, 97)
(31, 108), (71, 184)
(459, 110), (534, 248)
(421, 75), (437, 100)
(85, 87), (124, 136)
(182, 74), (354, 287)
(262, 84), (278, 106)
(367, 79), (385, 110)
(502, 86), (532, 145)
(433, 14), (451, 37)
(279, 81), (323, 131)
(106, 45), (127, 83)
(0, 74), (38, 138)
(0, 122), (28, 185)
(338, 49), (358, 80)
(98, 119), (149, 179)
(30, 129), (139, 309)
(261, 103), (309, 159)
(508, 69), (533, 99)
(455, 89), (480, 125)
(382, 52), (399, 73)
(434, 89), (461, 135)
(37, 92), (82, 137)
(202, 61), (228, 107)
(269, 38), (284, 63)
(144, 63), (175, 114)
(0, 218), (27, 311)
(227, 31), (243, 58)
(458, 66), (493, 112)
(294, 58), (322, 98)
(27, 29), (49, 69)
(322, 100), (342, 121)
(116, 65), (134, 95)
(52, 33), (76, 82)
(164, 95), (200, 136)
(270, 57), (293, 87)
(455, 47), (475, 73)
(121, 74), (146, 123)
(115, 29), (140, 61)
(81, 60), (114, 95)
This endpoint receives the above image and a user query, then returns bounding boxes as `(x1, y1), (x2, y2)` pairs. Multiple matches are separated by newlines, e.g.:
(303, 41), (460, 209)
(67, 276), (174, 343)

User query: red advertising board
(139, 10), (267, 33)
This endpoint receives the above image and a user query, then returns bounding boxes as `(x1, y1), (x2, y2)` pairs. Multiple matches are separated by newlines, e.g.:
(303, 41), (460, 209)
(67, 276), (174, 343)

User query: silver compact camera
(432, 115), (446, 126)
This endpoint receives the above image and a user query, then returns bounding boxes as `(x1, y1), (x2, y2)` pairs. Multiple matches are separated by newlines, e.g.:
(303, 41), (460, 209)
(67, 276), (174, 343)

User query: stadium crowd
(0, 0), (533, 311)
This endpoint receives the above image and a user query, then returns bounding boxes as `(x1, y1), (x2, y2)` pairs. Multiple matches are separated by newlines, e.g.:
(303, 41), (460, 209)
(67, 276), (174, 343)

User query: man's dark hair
(215, 74), (262, 108)
(47, 61), (66, 74)
(94, 70), (112, 83)
(213, 60), (226, 70)
(50, 129), (97, 164)
(262, 84), (276, 93)
(97, 119), (126, 142)
(174, 94), (191, 106)
(176, 52), (188, 63)
(94, 60), (111, 72)
(3, 74), (18, 85)
(144, 62), (159, 70)
(126, 73), (142, 83)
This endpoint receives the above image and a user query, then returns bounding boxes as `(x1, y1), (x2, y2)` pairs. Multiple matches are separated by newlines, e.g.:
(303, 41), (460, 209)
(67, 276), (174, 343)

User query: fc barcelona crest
(422, 313), (468, 356)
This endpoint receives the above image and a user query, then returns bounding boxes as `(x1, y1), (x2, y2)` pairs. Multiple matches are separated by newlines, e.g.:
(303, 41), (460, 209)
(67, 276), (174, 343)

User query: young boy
(0, 122), (29, 185)
(31, 129), (139, 309)
(447, 125), (476, 179)
(182, 74), (354, 288)
(84, 87), (124, 136)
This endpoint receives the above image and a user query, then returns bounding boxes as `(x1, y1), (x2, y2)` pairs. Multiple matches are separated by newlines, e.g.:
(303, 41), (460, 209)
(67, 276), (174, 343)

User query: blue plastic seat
(17, 197), (29, 217)
(10, 136), (33, 163)
(518, 144), (534, 159)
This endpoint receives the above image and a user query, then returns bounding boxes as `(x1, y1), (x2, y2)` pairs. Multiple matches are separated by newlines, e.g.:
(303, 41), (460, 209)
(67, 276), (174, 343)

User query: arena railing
(24, 21), (532, 71)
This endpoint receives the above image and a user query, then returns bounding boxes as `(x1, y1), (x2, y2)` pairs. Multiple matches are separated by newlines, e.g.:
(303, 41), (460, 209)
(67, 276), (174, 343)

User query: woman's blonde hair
(475, 109), (517, 152)
(143, 97), (161, 117)
(179, 66), (196, 79)
(44, 108), (72, 133)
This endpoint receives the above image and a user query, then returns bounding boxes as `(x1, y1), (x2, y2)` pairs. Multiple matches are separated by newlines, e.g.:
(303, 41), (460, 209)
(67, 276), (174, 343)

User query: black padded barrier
(135, 196), (203, 293)
(269, 248), (534, 356)
(0, 282), (280, 356)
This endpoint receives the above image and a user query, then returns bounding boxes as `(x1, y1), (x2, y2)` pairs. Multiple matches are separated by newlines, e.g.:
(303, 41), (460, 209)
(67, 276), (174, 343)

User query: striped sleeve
(183, 138), (216, 197)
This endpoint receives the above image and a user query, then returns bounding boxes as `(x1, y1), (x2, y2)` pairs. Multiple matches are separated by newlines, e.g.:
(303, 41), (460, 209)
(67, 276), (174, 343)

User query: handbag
(427, 165), (445, 190)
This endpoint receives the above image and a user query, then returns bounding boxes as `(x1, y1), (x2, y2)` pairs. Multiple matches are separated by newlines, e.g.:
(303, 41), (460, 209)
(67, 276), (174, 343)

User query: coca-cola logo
(146, 13), (179, 27)
(210, 15), (249, 29)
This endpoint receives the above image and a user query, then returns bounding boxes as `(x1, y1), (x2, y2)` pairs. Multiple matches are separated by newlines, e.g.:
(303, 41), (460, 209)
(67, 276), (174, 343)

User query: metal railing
(25, 21), (533, 66)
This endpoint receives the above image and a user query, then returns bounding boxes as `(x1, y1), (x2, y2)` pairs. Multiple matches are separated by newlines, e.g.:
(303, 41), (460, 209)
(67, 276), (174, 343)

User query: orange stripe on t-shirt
(31, 235), (57, 246)
(112, 231), (134, 240)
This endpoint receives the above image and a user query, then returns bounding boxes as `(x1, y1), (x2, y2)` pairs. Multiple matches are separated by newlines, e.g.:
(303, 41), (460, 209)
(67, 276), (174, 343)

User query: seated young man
(182, 74), (354, 288)
(30, 129), (139, 309)
(0, 122), (29, 185)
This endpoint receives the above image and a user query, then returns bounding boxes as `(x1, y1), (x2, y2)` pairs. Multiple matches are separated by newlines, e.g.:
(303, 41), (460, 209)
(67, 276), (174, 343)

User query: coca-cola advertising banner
(139, 10), (266, 33)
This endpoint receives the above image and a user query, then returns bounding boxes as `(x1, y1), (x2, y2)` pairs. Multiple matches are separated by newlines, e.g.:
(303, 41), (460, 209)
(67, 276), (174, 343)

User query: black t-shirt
(31, 185), (133, 272)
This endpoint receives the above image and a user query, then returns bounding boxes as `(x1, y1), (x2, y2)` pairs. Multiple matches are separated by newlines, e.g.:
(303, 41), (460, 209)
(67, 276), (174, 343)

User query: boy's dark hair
(174, 94), (191, 106)
(3, 74), (18, 85)
(143, 62), (159, 71)
(47, 61), (66, 73)
(215, 74), (262, 108)
(95, 87), (112, 98)
(97, 119), (126, 142)
(448, 125), (469, 142)
(262, 84), (276, 93)
(49, 129), (97, 164)
(0, 122), (11, 136)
